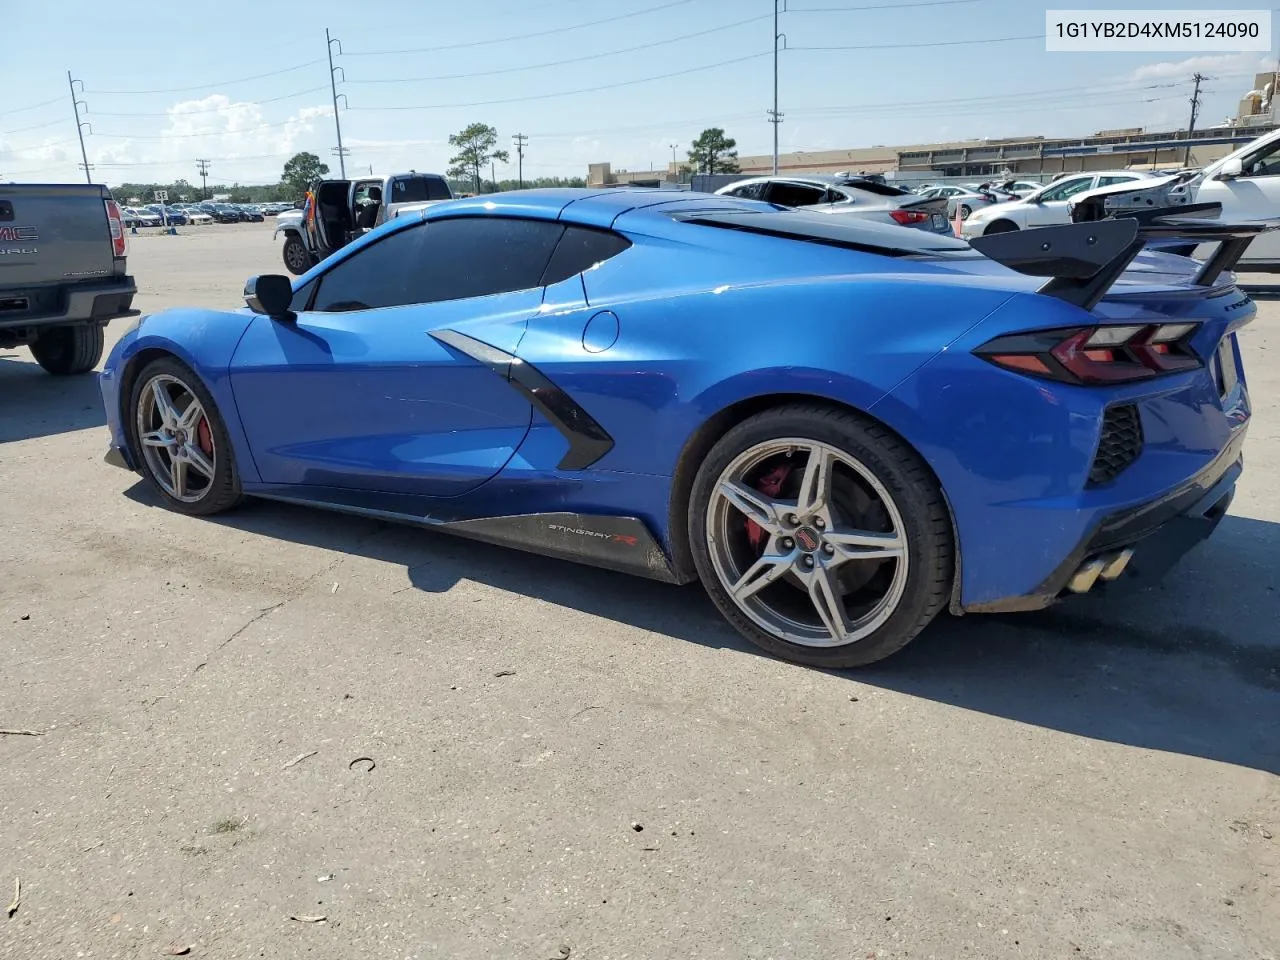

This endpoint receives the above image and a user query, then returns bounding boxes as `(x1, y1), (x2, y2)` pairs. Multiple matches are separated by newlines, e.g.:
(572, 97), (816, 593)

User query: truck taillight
(104, 199), (127, 257)
(975, 323), (1202, 384)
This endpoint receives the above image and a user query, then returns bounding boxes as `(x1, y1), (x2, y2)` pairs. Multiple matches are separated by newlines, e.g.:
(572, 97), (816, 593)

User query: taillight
(975, 323), (1202, 384)
(890, 209), (930, 225)
(104, 199), (127, 257)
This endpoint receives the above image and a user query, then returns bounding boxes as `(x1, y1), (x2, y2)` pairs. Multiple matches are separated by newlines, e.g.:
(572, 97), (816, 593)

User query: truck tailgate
(0, 183), (116, 288)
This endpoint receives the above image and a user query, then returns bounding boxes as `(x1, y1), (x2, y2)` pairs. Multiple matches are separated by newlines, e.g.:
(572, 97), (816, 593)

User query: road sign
(154, 190), (168, 201)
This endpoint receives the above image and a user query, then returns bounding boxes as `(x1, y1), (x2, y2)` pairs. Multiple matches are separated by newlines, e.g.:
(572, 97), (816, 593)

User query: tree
(281, 152), (329, 199)
(688, 128), (739, 175)
(447, 123), (509, 195)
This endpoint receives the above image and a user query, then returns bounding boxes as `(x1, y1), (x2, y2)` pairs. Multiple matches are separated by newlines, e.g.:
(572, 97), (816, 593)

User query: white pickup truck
(1072, 126), (1280, 272)
(274, 171), (454, 275)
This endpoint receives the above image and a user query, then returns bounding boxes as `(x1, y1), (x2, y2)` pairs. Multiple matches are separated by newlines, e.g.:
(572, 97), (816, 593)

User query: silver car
(915, 184), (1003, 220)
(715, 175), (952, 234)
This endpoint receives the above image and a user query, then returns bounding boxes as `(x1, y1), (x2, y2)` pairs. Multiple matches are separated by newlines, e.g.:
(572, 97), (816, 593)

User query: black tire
(958, 204), (973, 220)
(282, 234), (313, 276)
(128, 356), (244, 516)
(29, 324), (105, 375)
(982, 219), (1019, 235)
(688, 404), (953, 668)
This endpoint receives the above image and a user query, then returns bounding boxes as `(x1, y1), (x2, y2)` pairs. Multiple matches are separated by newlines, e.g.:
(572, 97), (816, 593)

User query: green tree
(280, 152), (329, 199)
(447, 123), (509, 195)
(688, 128), (739, 175)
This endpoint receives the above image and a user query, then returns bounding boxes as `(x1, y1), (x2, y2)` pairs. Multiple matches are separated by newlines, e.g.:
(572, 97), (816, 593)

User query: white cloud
(1130, 52), (1273, 81)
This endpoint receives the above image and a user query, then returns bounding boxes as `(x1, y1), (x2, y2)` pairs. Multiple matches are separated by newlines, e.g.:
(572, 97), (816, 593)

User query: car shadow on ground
(0, 354), (106, 443)
(127, 484), (1280, 774)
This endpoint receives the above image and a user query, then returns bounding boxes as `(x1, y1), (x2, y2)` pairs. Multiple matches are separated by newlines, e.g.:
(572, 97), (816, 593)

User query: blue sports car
(99, 188), (1262, 667)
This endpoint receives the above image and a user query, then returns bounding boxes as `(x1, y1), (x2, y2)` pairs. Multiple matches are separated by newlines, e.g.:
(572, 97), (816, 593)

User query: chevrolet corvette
(99, 188), (1263, 666)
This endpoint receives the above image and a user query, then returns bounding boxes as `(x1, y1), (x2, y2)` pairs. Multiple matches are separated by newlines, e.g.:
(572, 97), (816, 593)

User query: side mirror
(244, 274), (295, 321)
(1219, 158), (1244, 180)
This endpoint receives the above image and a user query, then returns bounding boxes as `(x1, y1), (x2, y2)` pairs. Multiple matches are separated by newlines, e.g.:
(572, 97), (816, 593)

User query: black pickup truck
(0, 183), (138, 375)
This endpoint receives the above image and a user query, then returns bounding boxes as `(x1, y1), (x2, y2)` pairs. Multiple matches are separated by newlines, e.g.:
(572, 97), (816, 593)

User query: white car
(960, 170), (1154, 238)
(184, 209), (214, 225)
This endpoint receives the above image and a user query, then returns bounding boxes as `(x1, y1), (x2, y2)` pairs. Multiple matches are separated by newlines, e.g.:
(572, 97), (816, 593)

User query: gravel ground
(1, 221), (1277, 960)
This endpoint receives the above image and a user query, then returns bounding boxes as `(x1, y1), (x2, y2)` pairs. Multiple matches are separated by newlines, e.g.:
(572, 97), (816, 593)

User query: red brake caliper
(744, 464), (792, 552)
(196, 417), (214, 457)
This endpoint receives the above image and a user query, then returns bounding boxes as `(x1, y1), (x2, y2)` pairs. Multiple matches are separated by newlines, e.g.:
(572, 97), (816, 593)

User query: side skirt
(252, 492), (689, 584)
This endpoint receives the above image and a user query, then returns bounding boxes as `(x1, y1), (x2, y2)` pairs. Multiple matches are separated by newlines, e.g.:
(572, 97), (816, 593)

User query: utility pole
(67, 71), (92, 184)
(1184, 72), (1205, 166)
(195, 158), (211, 199)
(512, 133), (527, 189)
(326, 28), (348, 178)
(769, 0), (786, 175)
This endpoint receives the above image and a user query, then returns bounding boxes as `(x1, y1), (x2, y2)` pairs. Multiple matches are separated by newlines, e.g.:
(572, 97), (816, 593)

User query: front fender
(102, 307), (261, 483)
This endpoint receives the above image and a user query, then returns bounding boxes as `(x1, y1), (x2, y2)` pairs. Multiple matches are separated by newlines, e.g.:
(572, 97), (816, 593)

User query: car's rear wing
(969, 206), (1279, 311)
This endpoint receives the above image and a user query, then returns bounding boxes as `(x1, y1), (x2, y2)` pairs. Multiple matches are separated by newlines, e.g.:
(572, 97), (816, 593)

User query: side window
(310, 227), (424, 312)
(290, 277), (317, 312)
(1038, 177), (1093, 202)
(540, 226), (632, 285)
(819, 188), (846, 203)
(1096, 175), (1139, 188)
(309, 217), (568, 313)
(391, 176), (453, 202)
(1239, 141), (1280, 178)
(765, 182), (827, 207)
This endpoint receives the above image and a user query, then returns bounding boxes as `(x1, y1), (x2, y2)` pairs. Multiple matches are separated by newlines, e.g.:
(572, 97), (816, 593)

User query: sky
(2, 0), (1276, 188)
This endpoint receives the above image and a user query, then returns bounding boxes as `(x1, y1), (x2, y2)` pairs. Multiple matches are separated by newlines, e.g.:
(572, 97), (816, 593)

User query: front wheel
(282, 234), (314, 276)
(29, 324), (104, 375)
(689, 404), (953, 668)
(129, 357), (244, 516)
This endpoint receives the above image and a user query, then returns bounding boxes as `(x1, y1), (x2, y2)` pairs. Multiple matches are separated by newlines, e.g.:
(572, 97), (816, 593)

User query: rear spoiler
(969, 206), (1279, 310)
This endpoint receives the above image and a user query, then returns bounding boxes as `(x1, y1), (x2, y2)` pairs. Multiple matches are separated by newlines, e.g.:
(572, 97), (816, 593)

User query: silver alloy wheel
(135, 374), (218, 504)
(706, 438), (910, 648)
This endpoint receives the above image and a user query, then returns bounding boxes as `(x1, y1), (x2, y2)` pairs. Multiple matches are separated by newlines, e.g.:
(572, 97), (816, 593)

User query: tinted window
(290, 277), (317, 312)
(728, 182), (766, 200)
(765, 182), (827, 207)
(310, 217), (565, 312)
(392, 176), (452, 202)
(540, 226), (632, 285)
(310, 227), (423, 312)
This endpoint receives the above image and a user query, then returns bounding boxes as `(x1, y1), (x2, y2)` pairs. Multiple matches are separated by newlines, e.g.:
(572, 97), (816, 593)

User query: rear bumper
(965, 436), (1243, 613)
(0, 277), (137, 332)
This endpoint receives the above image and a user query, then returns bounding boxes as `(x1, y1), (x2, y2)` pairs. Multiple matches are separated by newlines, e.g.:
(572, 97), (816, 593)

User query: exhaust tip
(1066, 548), (1135, 594)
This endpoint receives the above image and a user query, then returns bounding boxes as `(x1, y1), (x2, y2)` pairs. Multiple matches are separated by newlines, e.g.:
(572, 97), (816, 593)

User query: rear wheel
(129, 357), (243, 516)
(689, 405), (953, 668)
(958, 204), (973, 220)
(29, 324), (104, 375)
(282, 235), (313, 275)
(983, 219), (1018, 235)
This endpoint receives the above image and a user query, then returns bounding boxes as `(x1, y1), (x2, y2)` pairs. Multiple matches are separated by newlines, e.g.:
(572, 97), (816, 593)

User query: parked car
(960, 170), (1154, 237)
(210, 204), (242, 224)
(0, 183), (137, 375)
(1070, 127), (1280, 272)
(239, 205), (266, 222)
(715, 175), (952, 235)
(184, 208), (214, 225)
(915, 184), (1003, 220)
(97, 187), (1264, 667)
(274, 171), (455, 275)
(122, 207), (161, 228)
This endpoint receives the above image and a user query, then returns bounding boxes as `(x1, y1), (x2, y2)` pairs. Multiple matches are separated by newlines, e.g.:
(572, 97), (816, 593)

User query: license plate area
(932, 214), (947, 230)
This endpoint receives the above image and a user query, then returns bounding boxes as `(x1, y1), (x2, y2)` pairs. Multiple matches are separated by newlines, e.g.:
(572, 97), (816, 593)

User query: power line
(88, 87), (331, 119)
(0, 95), (66, 118)
(789, 33), (1040, 51)
(89, 60), (326, 96)
(352, 51), (771, 111)
(2, 117), (66, 136)
(92, 116), (326, 141)
(787, 0), (985, 9)
(341, 0), (697, 56)
(348, 14), (772, 84)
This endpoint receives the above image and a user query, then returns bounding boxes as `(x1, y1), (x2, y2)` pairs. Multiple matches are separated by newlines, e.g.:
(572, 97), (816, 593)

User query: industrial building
(589, 73), (1278, 188)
